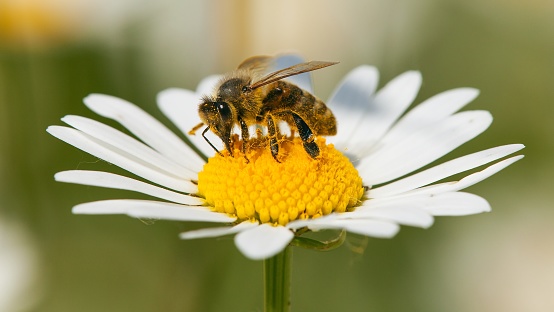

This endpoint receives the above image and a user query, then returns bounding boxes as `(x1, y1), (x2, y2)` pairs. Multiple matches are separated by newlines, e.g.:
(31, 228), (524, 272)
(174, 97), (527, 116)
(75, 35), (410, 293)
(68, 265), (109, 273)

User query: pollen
(197, 137), (364, 226)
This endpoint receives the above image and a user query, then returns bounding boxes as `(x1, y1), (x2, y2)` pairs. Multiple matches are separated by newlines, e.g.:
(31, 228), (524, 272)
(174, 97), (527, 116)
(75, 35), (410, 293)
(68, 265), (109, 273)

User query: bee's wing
(237, 55), (273, 81)
(237, 55), (273, 70)
(249, 61), (338, 90)
(273, 55), (313, 92)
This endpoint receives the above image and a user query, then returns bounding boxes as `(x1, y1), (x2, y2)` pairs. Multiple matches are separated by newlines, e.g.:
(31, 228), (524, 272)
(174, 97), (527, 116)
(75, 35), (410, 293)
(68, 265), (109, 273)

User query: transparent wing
(249, 61), (338, 90)
(272, 54), (312, 92)
(237, 55), (273, 71)
(237, 55), (273, 81)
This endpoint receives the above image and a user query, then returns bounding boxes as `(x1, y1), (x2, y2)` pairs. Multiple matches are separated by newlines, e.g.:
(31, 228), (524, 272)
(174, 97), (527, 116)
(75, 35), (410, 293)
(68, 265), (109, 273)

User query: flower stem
(263, 246), (292, 312)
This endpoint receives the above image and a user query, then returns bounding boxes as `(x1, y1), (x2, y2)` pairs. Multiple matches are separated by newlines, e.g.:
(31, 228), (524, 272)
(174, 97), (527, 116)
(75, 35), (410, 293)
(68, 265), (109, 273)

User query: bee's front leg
(188, 122), (204, 135)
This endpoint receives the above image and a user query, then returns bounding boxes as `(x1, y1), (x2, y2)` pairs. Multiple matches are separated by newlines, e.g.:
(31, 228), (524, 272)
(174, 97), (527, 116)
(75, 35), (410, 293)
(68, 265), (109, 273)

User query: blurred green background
(0, 0), (552, 311)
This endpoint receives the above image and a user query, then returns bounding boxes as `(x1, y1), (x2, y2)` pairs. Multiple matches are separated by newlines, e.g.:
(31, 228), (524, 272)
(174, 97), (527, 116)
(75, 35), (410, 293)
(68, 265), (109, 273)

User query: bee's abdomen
(301, 90), (337, 136)
(263, 81), (337, 136)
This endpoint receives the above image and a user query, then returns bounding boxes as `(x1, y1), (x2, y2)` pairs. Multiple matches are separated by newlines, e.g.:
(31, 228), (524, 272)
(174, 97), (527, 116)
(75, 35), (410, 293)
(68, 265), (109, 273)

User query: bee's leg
(188, 122), (204, 135)
(202, 127), (225, 157)
(238, 117), (250, 163)
(291, 113), (319, 158)
(266, 115), (281, 162)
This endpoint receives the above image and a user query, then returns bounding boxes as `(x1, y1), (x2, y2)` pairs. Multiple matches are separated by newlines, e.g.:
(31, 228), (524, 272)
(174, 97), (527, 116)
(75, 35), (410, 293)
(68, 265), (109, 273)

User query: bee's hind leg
(291, 113), (319, 158)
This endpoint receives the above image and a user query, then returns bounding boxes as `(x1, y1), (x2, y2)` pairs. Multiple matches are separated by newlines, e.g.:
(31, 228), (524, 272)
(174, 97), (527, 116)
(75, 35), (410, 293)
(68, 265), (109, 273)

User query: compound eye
(215, 101), (232, 122)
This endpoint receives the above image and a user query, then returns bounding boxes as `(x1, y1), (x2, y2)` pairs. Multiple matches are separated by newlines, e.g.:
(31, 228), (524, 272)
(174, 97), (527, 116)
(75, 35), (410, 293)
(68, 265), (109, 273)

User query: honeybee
(190, 55), (338, 161)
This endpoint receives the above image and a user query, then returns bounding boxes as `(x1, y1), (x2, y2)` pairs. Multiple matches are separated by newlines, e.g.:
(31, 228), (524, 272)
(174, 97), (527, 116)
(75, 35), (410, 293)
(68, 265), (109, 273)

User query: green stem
(263, 246), (292, 312)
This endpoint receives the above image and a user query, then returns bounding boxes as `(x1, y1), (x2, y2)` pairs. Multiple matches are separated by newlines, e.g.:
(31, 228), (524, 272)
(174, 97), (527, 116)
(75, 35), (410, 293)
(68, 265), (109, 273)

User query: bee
(190, 55), (338, 161)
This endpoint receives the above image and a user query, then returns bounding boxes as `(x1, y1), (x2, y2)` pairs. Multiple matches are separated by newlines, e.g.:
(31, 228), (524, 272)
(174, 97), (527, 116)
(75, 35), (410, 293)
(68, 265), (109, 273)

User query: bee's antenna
(202, 127), (224, 157)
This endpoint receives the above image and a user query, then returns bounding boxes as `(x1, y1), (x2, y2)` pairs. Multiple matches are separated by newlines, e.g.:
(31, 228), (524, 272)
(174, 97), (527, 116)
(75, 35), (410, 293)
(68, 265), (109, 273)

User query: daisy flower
(47, 55), (523, 260)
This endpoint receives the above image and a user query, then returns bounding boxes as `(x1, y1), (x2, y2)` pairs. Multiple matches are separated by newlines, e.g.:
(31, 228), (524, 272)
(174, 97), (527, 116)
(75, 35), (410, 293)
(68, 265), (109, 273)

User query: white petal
(47, 126), (197, 193)
(381, 88), (480, 145)
(342, 71), (422, 160)
(407, 155), (524, 195)
(157, 88), (217, 158)
(278, 121), (292, 137)
(369, 144), (525, 198)
(179, 221), (259, 240)
(197, 74), (222, 96)
(273, 54), (313, 93)
(352, 192), (490, 222)
(345, 205), (434, 228)
(62, 115), (197, 180)
(83, 94), (205, 172)
(55, 170), (202, 205)
(73, 199), (236, 223)
(356, 191), (488, 221)
(291, 217), (400, 239)
(336, 219), (400, 238)
(327, 66), (379, 148)
(358, 110), (493, 185)
(285, 215), (331, 230)
(234, 224), (294, 260)
(422, 192), (491, 216)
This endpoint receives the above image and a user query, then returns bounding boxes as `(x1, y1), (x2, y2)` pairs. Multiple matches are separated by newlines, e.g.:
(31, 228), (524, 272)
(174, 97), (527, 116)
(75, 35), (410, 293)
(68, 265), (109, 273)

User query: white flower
(47, 56), (524, 260)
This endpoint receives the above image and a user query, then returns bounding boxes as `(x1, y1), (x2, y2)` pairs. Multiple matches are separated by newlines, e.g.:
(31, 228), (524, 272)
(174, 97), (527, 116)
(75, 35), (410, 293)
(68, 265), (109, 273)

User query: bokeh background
(0, 0), (552, 311)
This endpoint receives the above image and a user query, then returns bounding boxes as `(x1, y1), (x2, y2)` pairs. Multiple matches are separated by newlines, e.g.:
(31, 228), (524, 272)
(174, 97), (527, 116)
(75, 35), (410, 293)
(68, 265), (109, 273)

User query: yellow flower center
(197, 137), (364, 226)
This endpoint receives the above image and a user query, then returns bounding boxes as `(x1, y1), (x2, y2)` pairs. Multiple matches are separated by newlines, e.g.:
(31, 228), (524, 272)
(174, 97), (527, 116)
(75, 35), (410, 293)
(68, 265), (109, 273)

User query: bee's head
(198, 96), (234, 153)
(217, 77), (250, 102)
